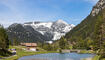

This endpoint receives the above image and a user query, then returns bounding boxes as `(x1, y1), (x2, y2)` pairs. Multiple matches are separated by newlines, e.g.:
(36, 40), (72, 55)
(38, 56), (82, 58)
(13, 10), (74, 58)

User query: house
(21, 43), (37, 51)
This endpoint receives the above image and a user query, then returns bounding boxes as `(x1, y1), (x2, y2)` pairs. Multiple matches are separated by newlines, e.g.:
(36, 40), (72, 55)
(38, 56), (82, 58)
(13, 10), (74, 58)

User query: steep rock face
(91, 0), (105, 16)
(51, 20), (75, 40)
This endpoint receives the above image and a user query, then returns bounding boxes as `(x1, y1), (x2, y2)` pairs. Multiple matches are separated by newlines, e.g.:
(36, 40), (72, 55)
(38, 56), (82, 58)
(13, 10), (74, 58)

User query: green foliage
(0, 26), (9, 49)
(92, 55), (100, 60)
(0, 26), (10, 56)
(93, 15), (103, 51)
(59, 37), (69, 49)
(79, 50), (95, 54)
(69, 45), (73, 50)
(12, 37), (20, 46)
(38, 42), (58, 51)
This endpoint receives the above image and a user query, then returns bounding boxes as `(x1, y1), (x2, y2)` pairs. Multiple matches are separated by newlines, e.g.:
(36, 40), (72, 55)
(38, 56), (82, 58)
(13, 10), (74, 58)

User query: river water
(18, 53), (95, 60)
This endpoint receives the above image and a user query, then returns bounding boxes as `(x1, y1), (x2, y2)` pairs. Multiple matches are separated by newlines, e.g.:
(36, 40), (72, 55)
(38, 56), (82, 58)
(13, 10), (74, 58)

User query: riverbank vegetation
(2, 46), (58, 60)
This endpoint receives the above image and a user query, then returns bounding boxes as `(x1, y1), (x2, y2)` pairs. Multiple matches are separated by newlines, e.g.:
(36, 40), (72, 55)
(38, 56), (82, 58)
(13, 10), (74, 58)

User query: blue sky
(0, 0), (99, 27)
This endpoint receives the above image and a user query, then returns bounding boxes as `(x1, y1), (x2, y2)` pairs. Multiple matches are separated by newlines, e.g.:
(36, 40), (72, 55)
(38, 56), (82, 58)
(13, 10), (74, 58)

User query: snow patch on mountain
(52, 32), (65, 40)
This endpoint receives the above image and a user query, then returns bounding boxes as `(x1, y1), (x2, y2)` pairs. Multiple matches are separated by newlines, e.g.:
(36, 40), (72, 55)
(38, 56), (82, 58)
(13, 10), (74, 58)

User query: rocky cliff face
(91, 0), (105, 16)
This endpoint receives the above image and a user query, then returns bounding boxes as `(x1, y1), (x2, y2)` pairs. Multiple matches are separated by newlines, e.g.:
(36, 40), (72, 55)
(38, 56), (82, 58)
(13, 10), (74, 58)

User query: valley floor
(1, 46), (58, 60)
(1, 46), (105, 60)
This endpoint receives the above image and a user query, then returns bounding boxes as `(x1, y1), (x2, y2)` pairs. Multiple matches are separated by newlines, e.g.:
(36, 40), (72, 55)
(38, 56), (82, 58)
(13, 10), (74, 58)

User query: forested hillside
(65, 0), (105, 49)
(64, 0), (105, 59)
(65, 9), (104, 41)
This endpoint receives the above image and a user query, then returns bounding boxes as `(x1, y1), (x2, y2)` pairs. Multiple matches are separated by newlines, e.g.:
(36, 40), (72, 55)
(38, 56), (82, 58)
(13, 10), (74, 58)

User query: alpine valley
(7, 20), (75, 43)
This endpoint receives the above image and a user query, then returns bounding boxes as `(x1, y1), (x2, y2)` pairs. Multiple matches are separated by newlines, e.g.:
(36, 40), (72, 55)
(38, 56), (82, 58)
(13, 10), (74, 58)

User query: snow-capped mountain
(23, 19), (75, 40)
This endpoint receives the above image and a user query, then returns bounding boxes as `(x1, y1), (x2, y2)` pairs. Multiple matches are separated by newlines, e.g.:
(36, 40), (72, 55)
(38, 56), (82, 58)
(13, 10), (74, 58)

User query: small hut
(21, 43), (37, 51)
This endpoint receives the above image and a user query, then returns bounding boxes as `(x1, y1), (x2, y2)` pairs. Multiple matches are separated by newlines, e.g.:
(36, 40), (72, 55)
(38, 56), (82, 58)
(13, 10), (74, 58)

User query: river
(18, 53), (95, 60)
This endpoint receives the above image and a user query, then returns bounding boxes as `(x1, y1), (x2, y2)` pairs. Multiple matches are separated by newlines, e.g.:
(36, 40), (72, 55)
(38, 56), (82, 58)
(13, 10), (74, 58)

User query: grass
(79, 50), (95, 54)
(82, 55), (100, 60)
(1, 46), (58, 60)
(92, 55), (100, 60)
(91, 55), (105, 60)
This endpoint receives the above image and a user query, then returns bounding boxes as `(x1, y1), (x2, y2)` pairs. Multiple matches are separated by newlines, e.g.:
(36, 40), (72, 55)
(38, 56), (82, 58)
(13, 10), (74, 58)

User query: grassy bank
(82, 55), (99, 60)
(83, 55), (105, 60)
(92, 55), (100, 60)
(2, 46), (58, 60)
(78, 50), (95, 54)
(91, 55), (105, 60)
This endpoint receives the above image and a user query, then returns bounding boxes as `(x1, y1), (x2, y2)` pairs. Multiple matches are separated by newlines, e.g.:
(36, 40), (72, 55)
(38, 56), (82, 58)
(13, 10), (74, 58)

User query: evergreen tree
(0, 26), (10, 56)
(0, 26), (9, 50)
(59, 37), (68, 49)
(12, 37), (19, 46)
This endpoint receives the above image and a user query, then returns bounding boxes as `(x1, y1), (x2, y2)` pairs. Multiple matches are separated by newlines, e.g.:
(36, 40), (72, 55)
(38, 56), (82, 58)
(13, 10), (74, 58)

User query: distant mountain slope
(7, 23), (49, 43)
(65, 0), (105, 42)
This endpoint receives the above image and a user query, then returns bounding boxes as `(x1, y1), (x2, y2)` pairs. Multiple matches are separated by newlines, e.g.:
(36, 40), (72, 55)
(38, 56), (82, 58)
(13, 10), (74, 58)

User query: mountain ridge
(7, 20), (75, 43)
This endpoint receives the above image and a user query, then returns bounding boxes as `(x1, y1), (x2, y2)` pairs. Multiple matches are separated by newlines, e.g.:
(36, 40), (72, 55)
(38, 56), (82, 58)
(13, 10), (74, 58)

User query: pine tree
(0, 26), (9, 50)
(59, 37), (68, 49)
(12, 37), (19, 46)
(0, 26), (10, 56)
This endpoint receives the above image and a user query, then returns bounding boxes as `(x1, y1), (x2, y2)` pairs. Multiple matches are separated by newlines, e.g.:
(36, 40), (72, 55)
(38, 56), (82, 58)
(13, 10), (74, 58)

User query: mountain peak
(56, 19), (68, 25)
(9, 23), (21, 28)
